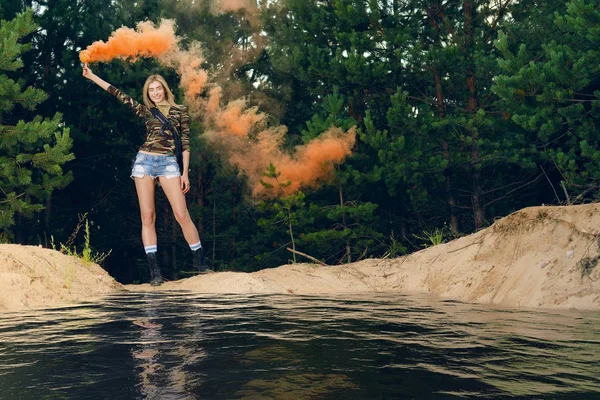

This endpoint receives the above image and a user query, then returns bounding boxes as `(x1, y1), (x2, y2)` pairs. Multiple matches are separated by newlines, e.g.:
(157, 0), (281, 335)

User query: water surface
(0, 292), (599, 399)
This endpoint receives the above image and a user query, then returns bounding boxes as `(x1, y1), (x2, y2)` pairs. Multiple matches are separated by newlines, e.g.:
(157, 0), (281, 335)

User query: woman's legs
(158, 176), (213, 273)
(158, 176), (200, 244)
(134, 175), (158, 246)
(135, 175), (164, 285)
(159, 176), (212, 272)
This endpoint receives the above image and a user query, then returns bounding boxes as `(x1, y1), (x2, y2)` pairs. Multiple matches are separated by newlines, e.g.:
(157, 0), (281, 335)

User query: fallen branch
(447, 239), (484, 253)
(287, 248), (328, 266)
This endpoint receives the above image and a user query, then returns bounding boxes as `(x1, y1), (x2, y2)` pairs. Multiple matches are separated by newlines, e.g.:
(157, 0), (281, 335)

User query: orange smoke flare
(218, 100), (265, 137)
(221, 124), (357, 199)
(259, 127), (357, 197)
(78, 20), (177, 63)
(157, 42), (209, 103)
(82, 16), (357, 199)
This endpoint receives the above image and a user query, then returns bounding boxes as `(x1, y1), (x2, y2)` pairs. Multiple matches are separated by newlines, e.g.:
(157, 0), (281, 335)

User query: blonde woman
(83, 64), (212, 285)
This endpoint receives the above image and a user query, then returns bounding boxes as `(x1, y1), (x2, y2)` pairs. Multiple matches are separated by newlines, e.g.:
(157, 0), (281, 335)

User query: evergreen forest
(1, 0), (599, 283)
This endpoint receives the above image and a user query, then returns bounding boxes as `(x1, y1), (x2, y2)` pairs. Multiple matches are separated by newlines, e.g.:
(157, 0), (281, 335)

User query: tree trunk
(230, 180), (239, 262)
(161, 204), (170, 276)
(287, 207), (296, 263)
(441, 139), (459, 236)
(430, 3), (459, 235)
(172, 216), (179, 279)
(212, 195), (216, 268)
(348, 89), (365, 123)
(196, 171), (204, 238)
(464, 0), (485, 230)
(44, 195), (52, 246)
(15, 213), (23, 244)
(339, 182), (351, 263)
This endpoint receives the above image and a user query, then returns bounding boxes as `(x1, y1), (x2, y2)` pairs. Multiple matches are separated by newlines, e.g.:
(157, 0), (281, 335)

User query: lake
(0, 292), (599, 399)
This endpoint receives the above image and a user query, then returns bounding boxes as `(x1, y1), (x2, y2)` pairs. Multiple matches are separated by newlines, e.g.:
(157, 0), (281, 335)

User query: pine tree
(301, 87), (384, 264)
(0, 9), (74, 239)
(494, 0), (600, 203)
(257, 163), (306, 264)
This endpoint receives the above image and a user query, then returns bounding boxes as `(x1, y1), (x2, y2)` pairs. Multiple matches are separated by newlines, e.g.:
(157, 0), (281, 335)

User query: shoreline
(2, 203), (600, 312)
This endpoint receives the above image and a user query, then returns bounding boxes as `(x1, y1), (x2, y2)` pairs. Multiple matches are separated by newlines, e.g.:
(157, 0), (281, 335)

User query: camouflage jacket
(107, 85), (190, 155)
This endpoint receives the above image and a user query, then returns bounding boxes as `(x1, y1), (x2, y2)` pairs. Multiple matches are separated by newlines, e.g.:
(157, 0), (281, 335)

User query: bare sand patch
(128, 204), (600, 310)
(0, 244), (122, 312)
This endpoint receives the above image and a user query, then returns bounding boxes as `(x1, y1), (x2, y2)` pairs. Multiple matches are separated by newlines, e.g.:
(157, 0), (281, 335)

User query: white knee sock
(189, 241), (201, 251)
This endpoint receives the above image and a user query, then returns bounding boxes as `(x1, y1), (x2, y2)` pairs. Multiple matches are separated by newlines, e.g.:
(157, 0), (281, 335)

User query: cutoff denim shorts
(130, 152), (181, 179)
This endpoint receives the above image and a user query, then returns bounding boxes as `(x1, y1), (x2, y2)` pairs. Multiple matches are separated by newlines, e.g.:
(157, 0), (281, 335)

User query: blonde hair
(142, 74), (180, 108)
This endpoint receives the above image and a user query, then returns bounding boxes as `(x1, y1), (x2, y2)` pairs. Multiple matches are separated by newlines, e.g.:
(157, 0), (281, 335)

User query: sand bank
(2, 204), (599, 312)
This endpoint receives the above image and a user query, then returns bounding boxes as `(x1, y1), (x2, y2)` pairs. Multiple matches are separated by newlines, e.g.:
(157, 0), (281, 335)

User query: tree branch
(286, 247), (328, 266)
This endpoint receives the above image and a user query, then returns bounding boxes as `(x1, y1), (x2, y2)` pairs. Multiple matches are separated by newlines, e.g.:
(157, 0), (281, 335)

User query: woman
(82, 63), (212, 286)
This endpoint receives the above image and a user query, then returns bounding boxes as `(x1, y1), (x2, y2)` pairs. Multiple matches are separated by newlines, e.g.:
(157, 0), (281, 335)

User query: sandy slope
(2, 204), (600, 312)
(0, 244), (122, 312)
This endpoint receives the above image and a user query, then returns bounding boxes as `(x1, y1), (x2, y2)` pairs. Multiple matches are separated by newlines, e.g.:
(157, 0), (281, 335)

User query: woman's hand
(82, 63), (111, 91)
(82, 63), (95, 80)
(180, 173), (190, 194)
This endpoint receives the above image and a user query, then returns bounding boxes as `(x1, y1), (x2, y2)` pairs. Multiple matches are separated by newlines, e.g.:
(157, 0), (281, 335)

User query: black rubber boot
(147, 252), (164, 286)
(192, 248), (214, 273)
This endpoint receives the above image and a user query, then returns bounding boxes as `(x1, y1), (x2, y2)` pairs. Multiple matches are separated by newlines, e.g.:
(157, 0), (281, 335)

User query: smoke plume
(79, 20), (178, 63)
(79, 17), (356, 199)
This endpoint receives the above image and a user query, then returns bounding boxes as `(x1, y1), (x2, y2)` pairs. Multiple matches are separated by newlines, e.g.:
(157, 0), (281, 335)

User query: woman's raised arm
(82, 63), (149, 118)
(82, 63), (110, 91)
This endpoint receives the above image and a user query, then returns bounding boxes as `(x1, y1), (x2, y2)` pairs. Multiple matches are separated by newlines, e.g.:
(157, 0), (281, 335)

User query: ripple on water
(0, 292), (599, 399)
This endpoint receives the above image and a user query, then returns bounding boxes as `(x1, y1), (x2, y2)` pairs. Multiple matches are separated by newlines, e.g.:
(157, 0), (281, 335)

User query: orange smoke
(82, 17), (356, 199)
(79, 20), (177, 63)
(207, 114), (356, 198)
(218, 100), (265, 136)
(211, 0), (263, 76)
(157, 42), (209, 104)
(256, 127), (357, 197)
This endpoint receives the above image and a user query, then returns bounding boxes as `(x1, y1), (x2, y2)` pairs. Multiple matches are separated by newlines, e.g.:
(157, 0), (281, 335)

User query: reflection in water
(0, 293), (599, 399)
(131, 294), (200, 399)
(236, 373), (359, 399)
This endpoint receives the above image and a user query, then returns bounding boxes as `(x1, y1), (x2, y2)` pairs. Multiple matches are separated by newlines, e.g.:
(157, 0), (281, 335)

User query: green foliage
(259, 163), (304, 263)
(386, 231), (407, 258)
(494, 0), (600, 202)
(51, 213), (112, 265)
(302, 87), (356, 142)
(298, 198), (382, 264)
(4, 0), (598, 283)
(297, 84), (382, 264)
(0, 9), (74, 237)
(414, 227), (447, 248)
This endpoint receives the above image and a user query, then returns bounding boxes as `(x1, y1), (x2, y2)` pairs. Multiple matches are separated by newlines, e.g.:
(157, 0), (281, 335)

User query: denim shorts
(130, 152), (181, 179)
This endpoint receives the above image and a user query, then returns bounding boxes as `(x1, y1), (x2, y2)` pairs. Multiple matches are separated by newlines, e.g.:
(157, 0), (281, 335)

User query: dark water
(0, 293), (599, 399)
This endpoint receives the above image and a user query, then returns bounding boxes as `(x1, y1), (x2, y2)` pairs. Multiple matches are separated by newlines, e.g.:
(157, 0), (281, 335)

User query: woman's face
(148, 81), (166, 104)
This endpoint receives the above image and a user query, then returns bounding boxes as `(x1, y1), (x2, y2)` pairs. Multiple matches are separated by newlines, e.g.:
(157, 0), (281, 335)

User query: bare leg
(158, 176), (200, 244)
(134, 176), (157, 246)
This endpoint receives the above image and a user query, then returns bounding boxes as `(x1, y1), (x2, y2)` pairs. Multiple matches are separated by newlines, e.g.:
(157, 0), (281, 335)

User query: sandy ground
(0, 244), (122, 312)
(2, 204), (600, 312)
